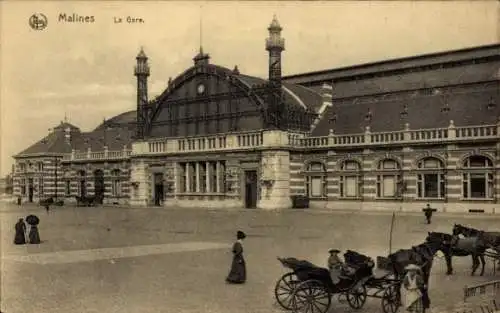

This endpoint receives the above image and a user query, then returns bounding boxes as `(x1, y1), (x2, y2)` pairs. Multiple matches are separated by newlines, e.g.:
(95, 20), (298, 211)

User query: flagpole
(388, 211), (396, 255)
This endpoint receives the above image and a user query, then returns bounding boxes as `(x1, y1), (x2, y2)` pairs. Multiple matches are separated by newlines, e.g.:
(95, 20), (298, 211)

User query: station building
(12, 16), (500, 213)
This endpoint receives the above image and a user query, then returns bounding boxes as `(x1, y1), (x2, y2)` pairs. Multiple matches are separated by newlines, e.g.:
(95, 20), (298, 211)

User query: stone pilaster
(257, 130), (292, 210)
(129, 159), (148, 206)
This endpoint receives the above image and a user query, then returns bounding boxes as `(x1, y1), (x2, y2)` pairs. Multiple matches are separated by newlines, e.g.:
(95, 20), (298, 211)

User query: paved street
(1, 203), (500, 313)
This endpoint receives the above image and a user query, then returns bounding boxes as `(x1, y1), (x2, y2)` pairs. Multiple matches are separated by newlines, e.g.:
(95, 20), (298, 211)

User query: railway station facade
(12, 17), (500, 213)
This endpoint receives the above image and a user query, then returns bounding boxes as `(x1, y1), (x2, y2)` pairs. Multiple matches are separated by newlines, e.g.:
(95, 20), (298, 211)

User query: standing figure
(29, 224), (41, 244)
(14, 218), (26, 245)
(423, 204), (433, 224)
(226, 230), (246, 284)
(45, 204), (50, 214)
(401, 264), (425, 313)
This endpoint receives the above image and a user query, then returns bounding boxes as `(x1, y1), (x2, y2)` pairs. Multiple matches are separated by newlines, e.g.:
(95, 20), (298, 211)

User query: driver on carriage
(327, 249), (355, 284)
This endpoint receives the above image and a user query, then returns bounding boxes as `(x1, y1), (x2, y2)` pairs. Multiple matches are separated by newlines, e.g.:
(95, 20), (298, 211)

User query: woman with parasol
(401, 264), (425, 313)
(14, 218), (26, 245)
(25, 215), (41, 244)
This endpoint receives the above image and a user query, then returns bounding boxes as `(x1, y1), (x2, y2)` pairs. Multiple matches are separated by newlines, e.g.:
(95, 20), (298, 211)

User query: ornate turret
(134, 47), (150, 139)
(193, 46), (210, 66)
(265, 15), (285, 85)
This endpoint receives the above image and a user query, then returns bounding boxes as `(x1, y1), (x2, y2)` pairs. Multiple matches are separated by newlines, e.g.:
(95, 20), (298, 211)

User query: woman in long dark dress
(226, 230), (246, 284)
(29, 224), (41, 244)
(14, 218), (26, 245)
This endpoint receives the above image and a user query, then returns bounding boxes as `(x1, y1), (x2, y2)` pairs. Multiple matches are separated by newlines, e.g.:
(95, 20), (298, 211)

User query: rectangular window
(424, 174), (438, 198)
(463, 172), (494, 199)
(112, 179), (121, 196)
(178, 163), (186, 193)
(200, 163), (206, 193)
(189, 163), (196, 193)
(38, 177), (43, 196)
(308, 176), (323, 197)
(21, 179), (26, 195)
(341, 176), (358, 198)
(470, 173), (486, 198)
(210, 162), (217, 193)
(65, 180), (71, 196)
(377, 175), (397, 198)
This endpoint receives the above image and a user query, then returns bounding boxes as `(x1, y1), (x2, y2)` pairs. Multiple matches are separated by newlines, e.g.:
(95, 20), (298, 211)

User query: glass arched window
(417, 157), (446, 199)
(462, 155), (494, 199)
(376, 159), (401, 198)
(340, 160), (362, 198)
(305, 162), (326, 198)
(111, 169), (121, 197)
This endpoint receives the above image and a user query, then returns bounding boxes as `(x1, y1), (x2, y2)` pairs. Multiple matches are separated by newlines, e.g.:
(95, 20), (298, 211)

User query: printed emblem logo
(29, 13), (48, 30)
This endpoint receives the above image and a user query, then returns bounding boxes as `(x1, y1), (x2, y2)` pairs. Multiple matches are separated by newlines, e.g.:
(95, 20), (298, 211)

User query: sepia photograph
(0, 1), (499, 313)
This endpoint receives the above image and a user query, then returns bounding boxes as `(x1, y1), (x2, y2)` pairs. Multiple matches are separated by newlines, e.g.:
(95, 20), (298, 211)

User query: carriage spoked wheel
(291, 280), (331, 313)
(381, 284), (400, 313)
(346, 284), (367, 309)
(274, 272), (300, 310)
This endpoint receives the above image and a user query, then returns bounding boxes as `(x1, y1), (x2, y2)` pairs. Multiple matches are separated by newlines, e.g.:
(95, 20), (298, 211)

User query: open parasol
(25, 214), (40, 226)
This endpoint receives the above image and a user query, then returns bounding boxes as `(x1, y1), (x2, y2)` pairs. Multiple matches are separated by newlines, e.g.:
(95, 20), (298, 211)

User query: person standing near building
(401, 264), (425, 313)
(226, 230), (246, 284)
(423, 204), (433, 224)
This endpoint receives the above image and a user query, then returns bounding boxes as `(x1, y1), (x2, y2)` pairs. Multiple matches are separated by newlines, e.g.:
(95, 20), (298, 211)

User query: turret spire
(266, 14), (285, 84)
(134, 47), (150, 139)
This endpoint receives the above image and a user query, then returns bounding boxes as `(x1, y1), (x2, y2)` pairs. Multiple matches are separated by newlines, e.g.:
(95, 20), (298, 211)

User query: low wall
(163, 199), (242, 209)
(309, 200), (500, 214)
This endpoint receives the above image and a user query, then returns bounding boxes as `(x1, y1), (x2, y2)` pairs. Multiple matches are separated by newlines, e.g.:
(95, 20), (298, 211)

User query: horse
(453, 224), (500, 251)
(426, 231), (487, 276)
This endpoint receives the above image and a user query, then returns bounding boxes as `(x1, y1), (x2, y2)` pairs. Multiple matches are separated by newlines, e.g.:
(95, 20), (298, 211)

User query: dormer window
(365, 108), (372, 122)
(487, 97), (496, 110)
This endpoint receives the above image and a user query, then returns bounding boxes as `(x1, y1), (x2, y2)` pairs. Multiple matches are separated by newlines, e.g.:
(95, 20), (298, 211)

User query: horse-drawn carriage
(39, 197), (64, 207)
(274, 250), (401, 313)
(75, 195), (101, 207)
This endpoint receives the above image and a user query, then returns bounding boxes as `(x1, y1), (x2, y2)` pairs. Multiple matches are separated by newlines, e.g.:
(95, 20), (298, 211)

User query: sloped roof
(94, 110), (136, 131)
(312, 86), (500, 136)
(15, 121), (134, 157)
(235, 73), (323, 111)
(283, 43), (500, 85)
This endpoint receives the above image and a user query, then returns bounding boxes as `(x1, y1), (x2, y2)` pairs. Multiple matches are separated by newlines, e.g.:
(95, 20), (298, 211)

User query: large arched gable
(148, 65), (270, 138)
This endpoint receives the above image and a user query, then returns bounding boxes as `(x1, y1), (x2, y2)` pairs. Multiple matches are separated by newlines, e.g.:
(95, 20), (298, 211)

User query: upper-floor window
(462, 155), (494, 199)
(417, 157), (446, 199)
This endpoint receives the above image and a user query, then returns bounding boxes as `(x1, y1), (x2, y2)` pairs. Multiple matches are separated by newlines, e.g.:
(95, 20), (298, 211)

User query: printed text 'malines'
(58, 14), (95, 23)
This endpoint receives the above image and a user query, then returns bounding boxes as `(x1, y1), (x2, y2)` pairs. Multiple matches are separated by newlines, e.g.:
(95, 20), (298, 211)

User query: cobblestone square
(3, 204), (500, 313)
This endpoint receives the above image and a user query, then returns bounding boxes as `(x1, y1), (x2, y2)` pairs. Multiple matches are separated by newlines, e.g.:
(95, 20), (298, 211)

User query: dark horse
(453, 223), (500, 266)
(426, 231), (487, 276)
(453, 224), (500, 251)
(387, 238), (443, 312)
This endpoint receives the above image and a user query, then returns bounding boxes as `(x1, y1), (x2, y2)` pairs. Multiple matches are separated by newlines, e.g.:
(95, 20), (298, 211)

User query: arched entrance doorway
(153, 173), (164, 206)
(94, 169), (105, 204)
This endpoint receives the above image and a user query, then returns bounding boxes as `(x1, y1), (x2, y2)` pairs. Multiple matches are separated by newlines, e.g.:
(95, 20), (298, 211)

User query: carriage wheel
(291, 280), (331, 313)
(381, 284), (400, 313)
(274, 272), (299, 310)
(347, 284), (367, 309)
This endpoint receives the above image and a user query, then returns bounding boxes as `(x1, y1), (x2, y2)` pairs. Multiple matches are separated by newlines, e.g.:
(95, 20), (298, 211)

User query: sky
(0, 0), (498, 176)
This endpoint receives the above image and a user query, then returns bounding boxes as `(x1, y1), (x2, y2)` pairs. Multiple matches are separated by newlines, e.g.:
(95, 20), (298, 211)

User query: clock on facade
(197, 84), (205, 94)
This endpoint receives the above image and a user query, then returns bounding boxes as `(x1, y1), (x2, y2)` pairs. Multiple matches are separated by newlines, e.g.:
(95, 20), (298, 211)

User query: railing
(62, 149), (131, 161)
(56, 124), (499, 160)
(464, 280), (500, 302)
